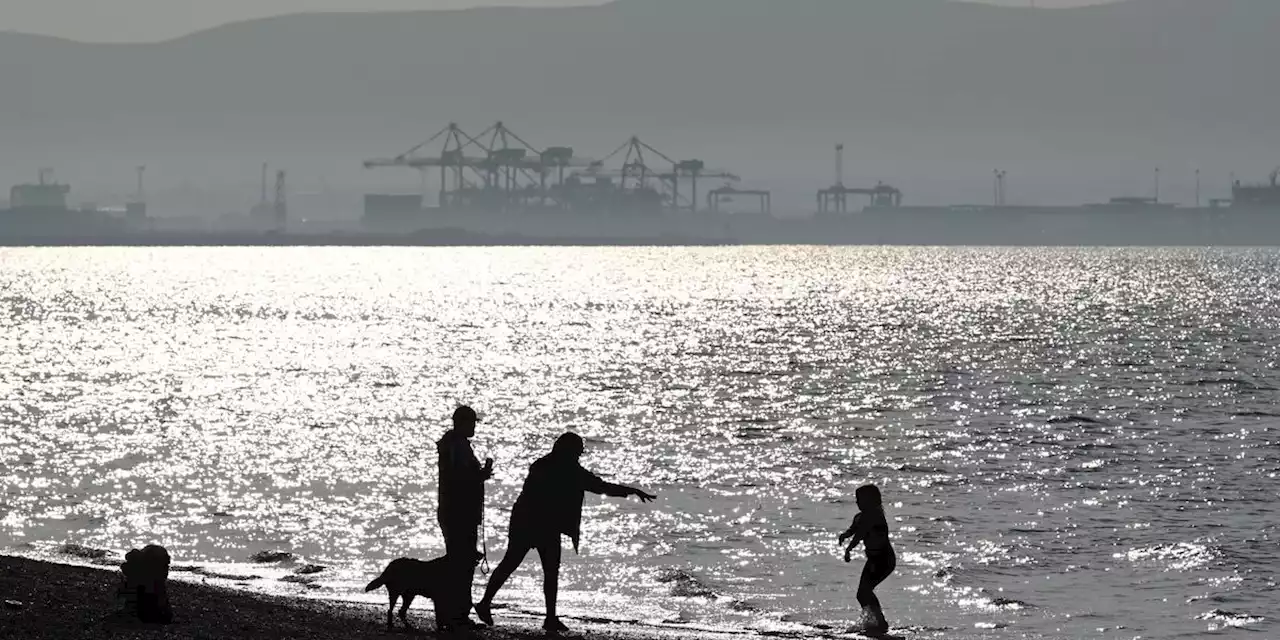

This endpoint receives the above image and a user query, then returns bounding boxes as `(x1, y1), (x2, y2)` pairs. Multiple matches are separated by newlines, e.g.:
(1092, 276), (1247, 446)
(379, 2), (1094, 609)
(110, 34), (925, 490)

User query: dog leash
(480, 505), (492, 576)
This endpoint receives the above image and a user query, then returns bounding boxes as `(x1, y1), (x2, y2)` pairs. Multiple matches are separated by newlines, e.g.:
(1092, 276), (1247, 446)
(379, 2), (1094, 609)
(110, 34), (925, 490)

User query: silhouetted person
(474, 432), (656, 634)
(119, 544), (172, 624)
(838, 484), (896, 634)
(437, 405), (493, 630)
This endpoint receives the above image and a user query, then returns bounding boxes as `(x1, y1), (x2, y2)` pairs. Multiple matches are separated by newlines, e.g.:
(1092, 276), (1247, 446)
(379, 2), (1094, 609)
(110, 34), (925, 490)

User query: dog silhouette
(365, 552), (482, 631)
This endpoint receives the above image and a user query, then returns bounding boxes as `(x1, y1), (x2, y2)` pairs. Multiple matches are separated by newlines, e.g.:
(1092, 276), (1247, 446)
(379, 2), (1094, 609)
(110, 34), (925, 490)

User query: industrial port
(360, 121), (763, 226)
(5, 120), (1280, 246)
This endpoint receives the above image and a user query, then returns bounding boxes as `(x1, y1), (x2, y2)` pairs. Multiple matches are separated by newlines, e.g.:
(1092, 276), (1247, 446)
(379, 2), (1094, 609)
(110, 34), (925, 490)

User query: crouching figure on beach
(838, 484), (896, 634)
(474, 432), (657, 634)
(118, 544), (172, 624)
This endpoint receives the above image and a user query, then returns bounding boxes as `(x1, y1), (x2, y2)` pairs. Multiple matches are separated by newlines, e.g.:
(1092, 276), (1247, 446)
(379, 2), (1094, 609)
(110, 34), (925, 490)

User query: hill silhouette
(1, 0), (1277, 208)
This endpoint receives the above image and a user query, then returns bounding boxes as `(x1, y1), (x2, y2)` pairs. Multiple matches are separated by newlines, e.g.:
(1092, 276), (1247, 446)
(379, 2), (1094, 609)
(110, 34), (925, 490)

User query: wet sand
(0, 555), (751, 640)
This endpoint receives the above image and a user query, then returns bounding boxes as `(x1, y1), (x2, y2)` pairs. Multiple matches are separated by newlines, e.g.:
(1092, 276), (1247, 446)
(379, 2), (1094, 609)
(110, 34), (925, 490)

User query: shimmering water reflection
(1, 247), (1277, 640)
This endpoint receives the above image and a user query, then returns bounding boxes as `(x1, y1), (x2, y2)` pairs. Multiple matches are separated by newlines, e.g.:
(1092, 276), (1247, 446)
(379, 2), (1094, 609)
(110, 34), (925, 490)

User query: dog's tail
(364, 572), (386, 592)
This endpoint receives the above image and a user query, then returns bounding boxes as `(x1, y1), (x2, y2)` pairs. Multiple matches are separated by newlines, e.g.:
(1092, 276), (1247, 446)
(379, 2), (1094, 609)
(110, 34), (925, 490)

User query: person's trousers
(439, 519), (479, 624)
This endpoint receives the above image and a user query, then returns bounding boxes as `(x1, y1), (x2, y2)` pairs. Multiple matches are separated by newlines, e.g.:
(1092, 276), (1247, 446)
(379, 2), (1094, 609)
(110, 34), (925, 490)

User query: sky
(3, 0), (1111, 43)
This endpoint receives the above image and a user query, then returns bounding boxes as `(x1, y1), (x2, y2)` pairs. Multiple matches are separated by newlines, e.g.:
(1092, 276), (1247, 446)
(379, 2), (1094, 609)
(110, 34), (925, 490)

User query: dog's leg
(387, 590), (399, 631)
(400, 593), (416, 630)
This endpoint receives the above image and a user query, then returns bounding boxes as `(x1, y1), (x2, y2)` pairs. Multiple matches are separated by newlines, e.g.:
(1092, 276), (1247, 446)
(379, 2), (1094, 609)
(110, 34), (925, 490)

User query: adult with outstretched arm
(474, 432), (656, 634)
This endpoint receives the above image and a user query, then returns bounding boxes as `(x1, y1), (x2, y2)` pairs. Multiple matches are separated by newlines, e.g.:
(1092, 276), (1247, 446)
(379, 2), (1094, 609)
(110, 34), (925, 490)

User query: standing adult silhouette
(474, 432), (656, 634)
(436, 405), (493, 630)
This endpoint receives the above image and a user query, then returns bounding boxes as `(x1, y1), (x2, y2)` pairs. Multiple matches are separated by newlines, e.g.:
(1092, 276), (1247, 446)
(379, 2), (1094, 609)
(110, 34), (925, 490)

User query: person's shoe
(474, 601), (494, 627)
(543, 616), (571, 634)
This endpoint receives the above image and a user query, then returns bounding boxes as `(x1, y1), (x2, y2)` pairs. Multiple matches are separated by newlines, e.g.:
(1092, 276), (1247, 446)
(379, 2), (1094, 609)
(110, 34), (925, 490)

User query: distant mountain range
(1, 0), (1277, 204)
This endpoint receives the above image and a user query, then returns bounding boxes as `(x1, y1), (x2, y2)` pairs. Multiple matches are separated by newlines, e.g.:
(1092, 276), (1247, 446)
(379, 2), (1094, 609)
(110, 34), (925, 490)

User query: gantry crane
(574, 136), (740, 212)
(816, 143), (902, 213)
(364, 122), (594, 210)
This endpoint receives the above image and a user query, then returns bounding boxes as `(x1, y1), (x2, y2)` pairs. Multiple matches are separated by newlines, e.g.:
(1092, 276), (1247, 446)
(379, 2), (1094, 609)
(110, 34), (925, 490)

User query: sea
(0, 246), (1276, 640)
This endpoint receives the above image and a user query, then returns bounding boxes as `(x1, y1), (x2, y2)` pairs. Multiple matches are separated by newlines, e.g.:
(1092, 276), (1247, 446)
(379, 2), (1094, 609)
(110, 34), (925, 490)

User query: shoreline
(0, 555), (775, 640)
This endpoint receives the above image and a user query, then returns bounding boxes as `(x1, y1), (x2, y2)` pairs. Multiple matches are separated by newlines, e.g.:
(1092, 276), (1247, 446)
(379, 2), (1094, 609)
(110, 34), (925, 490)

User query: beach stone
(250, 550), (294, 563)
(119, 544), (173, 624)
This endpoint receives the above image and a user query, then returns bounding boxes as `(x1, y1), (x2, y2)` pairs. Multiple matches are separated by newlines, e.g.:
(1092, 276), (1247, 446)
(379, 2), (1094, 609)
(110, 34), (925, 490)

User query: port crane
(364, 122), (493, 206)
(661, 159), (740, 213)
(364, 122), (595, 209)
(816, 143), (902, 213)
(577, 136), (740, 212)
(363, 121), (753, 215)
(706, 185), (771, 215)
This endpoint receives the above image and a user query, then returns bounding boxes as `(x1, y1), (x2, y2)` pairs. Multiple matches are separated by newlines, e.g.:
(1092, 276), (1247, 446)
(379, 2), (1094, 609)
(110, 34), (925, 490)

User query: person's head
(551, 432), (585, 460)
(452, 405), (479, 437)
(855, 484), (883, 512)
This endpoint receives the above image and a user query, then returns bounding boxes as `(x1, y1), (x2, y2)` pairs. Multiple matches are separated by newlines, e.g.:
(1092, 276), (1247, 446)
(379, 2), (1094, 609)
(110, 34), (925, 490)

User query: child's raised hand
(838, 531), (850, 545)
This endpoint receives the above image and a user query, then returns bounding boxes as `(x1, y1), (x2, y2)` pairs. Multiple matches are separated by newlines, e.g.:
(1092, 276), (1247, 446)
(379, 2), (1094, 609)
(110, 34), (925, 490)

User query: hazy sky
(5, 0), (1111, 43)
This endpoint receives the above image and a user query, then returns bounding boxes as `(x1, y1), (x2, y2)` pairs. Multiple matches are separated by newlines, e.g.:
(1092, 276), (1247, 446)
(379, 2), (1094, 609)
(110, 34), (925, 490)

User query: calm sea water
(1, 247), (1276, 640)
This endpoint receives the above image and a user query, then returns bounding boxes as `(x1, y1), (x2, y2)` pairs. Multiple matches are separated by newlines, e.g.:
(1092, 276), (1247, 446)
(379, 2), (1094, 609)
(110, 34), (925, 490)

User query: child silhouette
(838, 484), (896, 634)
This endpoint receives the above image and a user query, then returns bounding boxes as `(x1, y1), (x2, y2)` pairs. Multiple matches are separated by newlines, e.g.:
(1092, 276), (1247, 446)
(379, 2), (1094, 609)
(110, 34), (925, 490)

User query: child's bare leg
(856, 555), (894, 631)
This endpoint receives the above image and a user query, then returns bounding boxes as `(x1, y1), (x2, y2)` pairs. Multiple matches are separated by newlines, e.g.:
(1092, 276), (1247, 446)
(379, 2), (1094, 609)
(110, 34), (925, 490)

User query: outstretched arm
(598, 480), (657, 502)
(581, 469), (657, 502)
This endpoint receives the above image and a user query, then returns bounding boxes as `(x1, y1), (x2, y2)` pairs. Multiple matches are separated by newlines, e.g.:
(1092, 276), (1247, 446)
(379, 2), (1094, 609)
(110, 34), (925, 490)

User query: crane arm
(636, 139), (679, 167)
(391, 124), (453, 162)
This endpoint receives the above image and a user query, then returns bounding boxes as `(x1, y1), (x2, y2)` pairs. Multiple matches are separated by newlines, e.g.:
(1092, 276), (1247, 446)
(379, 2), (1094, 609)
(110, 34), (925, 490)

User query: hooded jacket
(436, 430), (485, 527)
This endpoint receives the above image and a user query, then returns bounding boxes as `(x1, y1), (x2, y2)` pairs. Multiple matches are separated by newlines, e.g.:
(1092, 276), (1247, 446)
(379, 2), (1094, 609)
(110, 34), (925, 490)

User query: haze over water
(0, 246), (1276, 639)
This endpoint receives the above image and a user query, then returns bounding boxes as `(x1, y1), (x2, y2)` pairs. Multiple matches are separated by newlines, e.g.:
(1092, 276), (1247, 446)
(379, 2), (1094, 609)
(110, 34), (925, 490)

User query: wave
(1046, 415), (1110, 426)
(174, 566), (264, 581)
(956, 594), (1036, 611)
(1188, 378), (1276, 391)
(279, 573), (322, 588)
(735, 426), (780, 439)
(1196, 609), (1265, 628)
(1114, 542), (1220, 571)
(989, 597), (1035, 610)
(887, 463), (949, 473)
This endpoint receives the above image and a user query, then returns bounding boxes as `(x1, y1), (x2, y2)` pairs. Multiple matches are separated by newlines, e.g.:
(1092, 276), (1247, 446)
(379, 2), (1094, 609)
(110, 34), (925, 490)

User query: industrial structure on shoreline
(361, 121), (769, 224)
(358, 121), (1280, 223)
(6, 118), (1280, 245)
